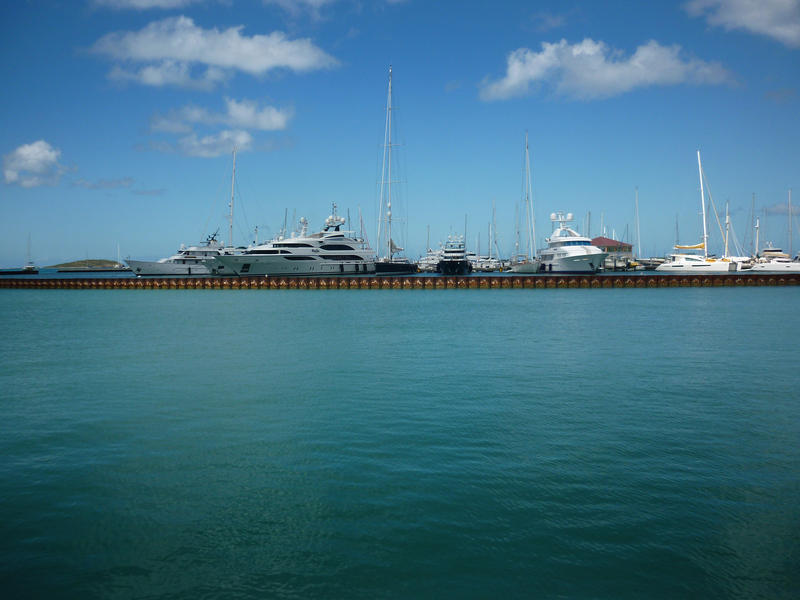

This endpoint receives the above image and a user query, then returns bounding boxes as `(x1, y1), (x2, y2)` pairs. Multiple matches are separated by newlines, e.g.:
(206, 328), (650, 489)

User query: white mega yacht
(211, 204), (376, 276)
(749, 245), (800, 272)
(537, 212), (607, 273)
(126, 233), (236, 276)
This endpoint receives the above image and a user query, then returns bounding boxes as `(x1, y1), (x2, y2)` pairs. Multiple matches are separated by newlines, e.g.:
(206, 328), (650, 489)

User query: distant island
(47, 259), (129, 271)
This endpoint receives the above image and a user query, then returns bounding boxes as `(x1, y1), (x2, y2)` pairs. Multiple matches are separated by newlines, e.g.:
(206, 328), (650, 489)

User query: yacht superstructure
(211, 204), (376, 276)
(537, 212), (606, 273)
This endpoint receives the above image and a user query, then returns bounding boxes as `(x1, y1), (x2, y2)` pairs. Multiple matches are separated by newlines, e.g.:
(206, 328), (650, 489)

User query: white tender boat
(537, 212), (607, 273)
(211, 204), (376, 276)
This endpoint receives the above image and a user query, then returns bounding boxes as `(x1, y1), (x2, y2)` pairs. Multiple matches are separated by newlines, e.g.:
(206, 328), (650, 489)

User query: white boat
(127, 232), (235, 276)
(749, 245), (800, 272)
(749, 191), (800, 272)
(511, 132), (540, 274)
(417, 247), (442, 272)
(537, 212), (607, 273)
(657, 151), (750, 273)
(128, 149), (241, 276)
(212, 204), (376, 276)
(437, 235), (471, 275)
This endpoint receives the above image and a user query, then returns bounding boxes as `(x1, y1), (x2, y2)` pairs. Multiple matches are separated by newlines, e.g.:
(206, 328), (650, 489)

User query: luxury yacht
(748, 245), (800, 272)
(126, 233), (236, 276)
(537, 212), (607, 273)
(211, 205), (375, 276)
(436, 235), (472, 275)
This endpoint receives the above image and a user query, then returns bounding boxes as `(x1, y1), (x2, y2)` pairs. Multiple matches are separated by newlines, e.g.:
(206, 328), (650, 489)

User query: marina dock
(1, 273), (799, 289)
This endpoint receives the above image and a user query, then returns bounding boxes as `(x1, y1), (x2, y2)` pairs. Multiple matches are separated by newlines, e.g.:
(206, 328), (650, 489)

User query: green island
(46, 259), (126, 269)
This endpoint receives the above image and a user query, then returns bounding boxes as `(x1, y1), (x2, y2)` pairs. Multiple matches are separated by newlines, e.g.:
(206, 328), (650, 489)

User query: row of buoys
(1, 274), (799, 289)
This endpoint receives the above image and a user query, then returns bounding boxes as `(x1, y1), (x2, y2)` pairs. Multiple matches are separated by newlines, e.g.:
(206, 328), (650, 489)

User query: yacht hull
(375, 261), (418, 275)
(510, 260), (541, 274)
(538, 252), (606, 273)
(126, 259), (212, 276)
(212, 256), (375, 276)
(748, 261), (800, 273)
(437, 260), (472, 275)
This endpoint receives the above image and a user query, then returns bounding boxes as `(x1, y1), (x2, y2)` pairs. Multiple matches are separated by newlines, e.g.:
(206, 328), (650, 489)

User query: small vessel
(537, 212), (607, 273)
(126, 232), (234, 276)
(418, 246), (443, 272)
(375, 66), (417, 275)
(212, 203), (376, 276)
(657, 151), (749, 273)
(2, 234), (39, 275)
(127, 149), (241, 276)
(749, 191), (800, 272)
(511, 132), (540, 274)
(437, 235), (472, 275)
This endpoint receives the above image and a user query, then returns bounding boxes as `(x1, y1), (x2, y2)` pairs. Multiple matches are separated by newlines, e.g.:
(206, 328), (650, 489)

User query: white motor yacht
(212, 204), (376, 276)
(749, 245), (800, 272)
(127, 233), (236, 276)
(537, 212), (606, 273)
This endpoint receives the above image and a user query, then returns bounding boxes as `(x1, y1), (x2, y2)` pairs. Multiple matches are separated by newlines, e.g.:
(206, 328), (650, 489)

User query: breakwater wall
(2, 274), (800, 290)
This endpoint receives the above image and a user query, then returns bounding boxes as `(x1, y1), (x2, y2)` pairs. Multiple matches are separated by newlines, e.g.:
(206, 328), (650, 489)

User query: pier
(1, 273), (799, 290)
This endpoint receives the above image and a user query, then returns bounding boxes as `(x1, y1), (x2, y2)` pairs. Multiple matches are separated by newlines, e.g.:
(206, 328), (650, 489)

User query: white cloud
(3, 140), (66, 187)
(92, 16), (339, 89)
(93, 0), (201, 9)
(151, 98), (293, 132)
(109, 61), (228, 90)
(480, 39), (732, 101)
(178, 130), (253, 157)
(685, 0), (800, 48)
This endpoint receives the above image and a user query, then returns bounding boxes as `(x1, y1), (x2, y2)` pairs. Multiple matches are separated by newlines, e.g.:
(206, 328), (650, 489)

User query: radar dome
(550, 212), (557, 221)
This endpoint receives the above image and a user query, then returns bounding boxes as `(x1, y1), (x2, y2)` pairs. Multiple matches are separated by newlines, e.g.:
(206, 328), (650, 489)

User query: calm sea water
(1, 288), (798, 599)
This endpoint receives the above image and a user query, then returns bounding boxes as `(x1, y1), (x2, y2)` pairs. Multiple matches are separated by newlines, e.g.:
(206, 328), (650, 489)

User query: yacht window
(320, 255), (364, 261)
(284, 256), (317, 260)
(241, 264), (251, 273)
(273, 243), (313, 248)
(321, 244), (356, 250)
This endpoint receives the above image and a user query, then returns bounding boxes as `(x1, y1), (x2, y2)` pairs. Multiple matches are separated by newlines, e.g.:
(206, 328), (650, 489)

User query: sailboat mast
(635, 187), (641, 259)
(724, 201), (730, 258)
(697, 150), (708, 259)
(789, 189), (793, 257)
(524, 132), (535, 260)
(229, 147), (236, 248)
(755, 217), (760, 256)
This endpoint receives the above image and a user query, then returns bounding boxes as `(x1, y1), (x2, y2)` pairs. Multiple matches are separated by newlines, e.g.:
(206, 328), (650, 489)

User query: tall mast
(229, 147), (236, 248)
(524, 131), (535, 260)
(789, 189), (793, 257)
(724, 201), (730, 258)
(755, 216), (760, 256)
(377, 66), (394, 261)
(697, 150), (708, 259)
(635, 187), (641, 259)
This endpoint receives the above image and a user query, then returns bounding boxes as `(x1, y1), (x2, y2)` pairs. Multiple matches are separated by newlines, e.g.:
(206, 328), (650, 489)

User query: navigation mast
(229, 147), (236, 248)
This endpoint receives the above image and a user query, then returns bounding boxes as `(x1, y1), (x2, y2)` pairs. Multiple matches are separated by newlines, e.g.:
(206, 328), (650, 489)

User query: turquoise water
(1, 288), (798, 599)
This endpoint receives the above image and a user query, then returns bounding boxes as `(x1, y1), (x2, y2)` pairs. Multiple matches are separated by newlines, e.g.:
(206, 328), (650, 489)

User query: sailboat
(375, 66), (417, 274)
(657, 151), (749, 273)
(511, 132), (540, 273)
(2, 234), (39, 275)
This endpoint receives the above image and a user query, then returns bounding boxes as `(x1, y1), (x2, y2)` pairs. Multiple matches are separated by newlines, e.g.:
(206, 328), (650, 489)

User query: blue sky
(2, 0), (799, 266)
